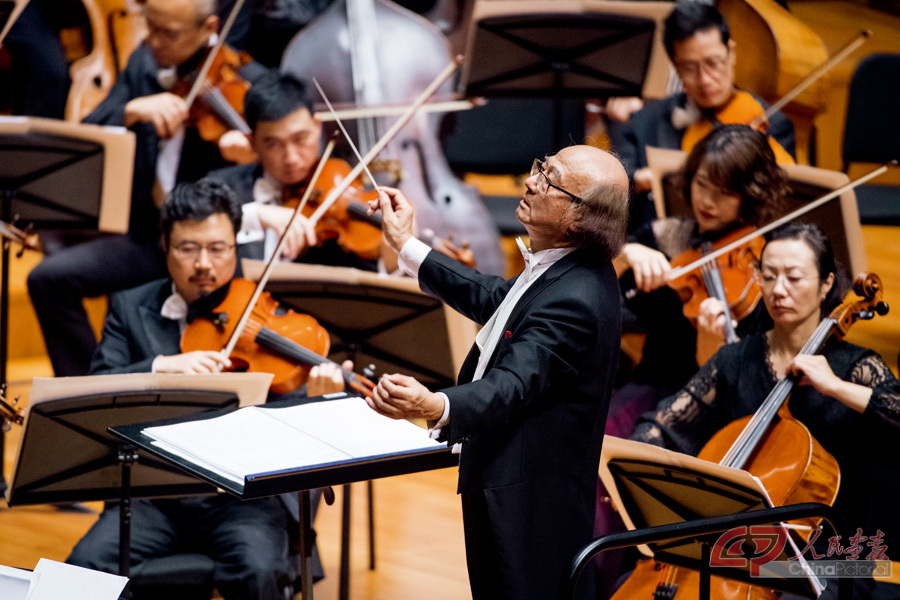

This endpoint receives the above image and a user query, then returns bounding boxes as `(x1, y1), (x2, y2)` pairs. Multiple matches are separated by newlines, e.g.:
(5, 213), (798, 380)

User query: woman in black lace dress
(632, 222), (900, 599)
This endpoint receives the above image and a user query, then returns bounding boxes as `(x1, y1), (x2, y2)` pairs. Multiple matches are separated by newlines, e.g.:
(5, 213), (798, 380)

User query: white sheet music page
(144, 396), (443, 486)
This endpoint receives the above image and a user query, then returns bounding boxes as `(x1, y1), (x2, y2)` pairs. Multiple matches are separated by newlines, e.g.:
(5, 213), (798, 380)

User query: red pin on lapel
(504, 330), (512, 338)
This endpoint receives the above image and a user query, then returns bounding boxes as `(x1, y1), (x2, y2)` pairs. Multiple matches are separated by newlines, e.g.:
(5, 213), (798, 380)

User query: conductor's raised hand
(368, 187), (414, 252)
(367, 373), (444, 421)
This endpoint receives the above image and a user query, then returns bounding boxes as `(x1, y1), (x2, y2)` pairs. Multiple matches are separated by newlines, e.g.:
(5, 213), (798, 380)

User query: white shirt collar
(160, 284), (188, 322)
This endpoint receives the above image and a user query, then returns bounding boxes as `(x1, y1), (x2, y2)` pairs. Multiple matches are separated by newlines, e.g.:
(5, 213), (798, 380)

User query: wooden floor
(2, 2), (900, 598)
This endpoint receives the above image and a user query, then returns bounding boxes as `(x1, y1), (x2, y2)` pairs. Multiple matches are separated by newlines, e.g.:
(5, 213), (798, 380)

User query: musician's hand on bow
(605, 97), (644, 123)
(371, 187), (414, 253)
(124, 93), (189, 139)
(622, 243), (671, 292)
(218, 130), (257, 164)
(632, 167), (655, 193)
(367, 373), (444, 421)
(153, 350), (231, 374)
(308, 360), (354, 397)
(258, 205), (317, 260)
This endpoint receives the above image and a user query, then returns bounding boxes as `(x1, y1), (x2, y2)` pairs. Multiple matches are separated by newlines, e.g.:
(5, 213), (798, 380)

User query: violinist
(27, 0), (267, 378)
(613, 124), (787, 424)
(210, 70), (392, 271)
(608, 3), (795, 231)
(67, 178), (345, 598)
(631, 222), (900, 600)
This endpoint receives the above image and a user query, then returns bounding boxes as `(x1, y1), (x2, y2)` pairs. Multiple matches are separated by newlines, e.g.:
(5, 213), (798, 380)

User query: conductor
(366, 145), (629, 598)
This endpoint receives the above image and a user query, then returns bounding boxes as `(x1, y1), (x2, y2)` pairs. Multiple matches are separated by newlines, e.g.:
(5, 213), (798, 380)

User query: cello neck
(720, 317), (836, 469)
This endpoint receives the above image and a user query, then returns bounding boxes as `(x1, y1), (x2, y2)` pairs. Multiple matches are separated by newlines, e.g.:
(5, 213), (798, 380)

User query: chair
(842, 53), (900, 225)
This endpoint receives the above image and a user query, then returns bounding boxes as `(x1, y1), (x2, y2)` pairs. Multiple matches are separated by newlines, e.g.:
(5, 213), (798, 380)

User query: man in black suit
(606, 3), (795, 231)
(210, 70), (388, 271)
(366, 145), (629, 599)
(67, 178), (343, 599)
(27, 0), (264, 377)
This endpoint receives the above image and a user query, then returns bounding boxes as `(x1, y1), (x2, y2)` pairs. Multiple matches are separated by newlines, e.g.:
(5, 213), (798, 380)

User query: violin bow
(667, 161), (897, 281)
(182, 0), (247, 111)
(219, 137), (338, 359)
(304, 56), (464, 227)
(751, 29), (871, 129)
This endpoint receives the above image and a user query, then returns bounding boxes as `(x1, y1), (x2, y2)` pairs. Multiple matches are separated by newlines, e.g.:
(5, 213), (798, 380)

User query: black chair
(128, 554), (216, 600)
(842, 52), (900, 225)
(441, 98), (585, 236)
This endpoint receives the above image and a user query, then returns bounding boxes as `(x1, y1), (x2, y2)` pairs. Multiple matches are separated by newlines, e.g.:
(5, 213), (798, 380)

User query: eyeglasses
(674, 52), (730, 81)
(755, 271), (815, 291)
(143, 14), (203, 43)
(171, 242), (236, 261)
(531, 159), (582, 204)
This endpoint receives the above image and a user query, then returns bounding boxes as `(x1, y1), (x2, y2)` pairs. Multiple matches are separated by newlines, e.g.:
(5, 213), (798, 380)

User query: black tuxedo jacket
(418, 248), (621, 599)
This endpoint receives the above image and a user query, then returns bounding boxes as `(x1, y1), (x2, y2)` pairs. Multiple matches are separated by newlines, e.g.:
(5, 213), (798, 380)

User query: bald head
(559, 146), (629, 260)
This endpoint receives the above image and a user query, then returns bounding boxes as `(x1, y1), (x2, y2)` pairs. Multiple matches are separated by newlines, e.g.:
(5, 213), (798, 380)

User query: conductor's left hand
(367, 373), (444, 421)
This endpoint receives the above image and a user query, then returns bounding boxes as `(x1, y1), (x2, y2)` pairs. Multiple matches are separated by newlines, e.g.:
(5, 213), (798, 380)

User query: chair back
(843, 53), (900, 167)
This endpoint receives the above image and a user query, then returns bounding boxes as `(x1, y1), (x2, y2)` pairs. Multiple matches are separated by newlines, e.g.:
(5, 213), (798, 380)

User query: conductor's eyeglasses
(531, 159), (582, 204)
(171, 242), (236, 261)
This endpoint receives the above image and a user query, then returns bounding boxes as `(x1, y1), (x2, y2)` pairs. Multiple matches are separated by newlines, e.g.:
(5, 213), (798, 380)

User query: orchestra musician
(365, 145), (629, 599)
(607, 3), (796, 231)
(631, 222), (900, 600)
(210, 70), (391, 271)
(612, 124), (787, 431)
(26, 0), (265, 378)
(67, 178), (345, 599)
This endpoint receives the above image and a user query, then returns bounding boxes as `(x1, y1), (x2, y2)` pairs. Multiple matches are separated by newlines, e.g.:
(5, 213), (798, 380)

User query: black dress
(633, 332), (900, 548)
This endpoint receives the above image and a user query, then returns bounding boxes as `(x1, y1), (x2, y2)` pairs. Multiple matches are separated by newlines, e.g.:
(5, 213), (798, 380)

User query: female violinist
(631, 222), (900, 600)
(613, 124), (787, 411)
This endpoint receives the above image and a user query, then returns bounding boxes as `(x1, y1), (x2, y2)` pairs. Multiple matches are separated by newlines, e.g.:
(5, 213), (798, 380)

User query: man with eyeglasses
(364, 145), (629, 599)
(607, 2), (795, 232)
(27, 0), (266, 379)
(67, 177), (342, 599)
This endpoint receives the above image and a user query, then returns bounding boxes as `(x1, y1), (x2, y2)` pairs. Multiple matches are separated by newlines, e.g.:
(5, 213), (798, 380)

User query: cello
(280, 0), (505, 275)
(612, 271), (889, 599)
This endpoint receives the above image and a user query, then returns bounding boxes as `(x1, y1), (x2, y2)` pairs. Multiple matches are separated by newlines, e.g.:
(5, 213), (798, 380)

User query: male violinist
(67, 177), (346, 599)
(365, 145), (629, 599)
(210, 69), (395, 271)
(27, 0), (265, 377)
(607, 2), (795, 231)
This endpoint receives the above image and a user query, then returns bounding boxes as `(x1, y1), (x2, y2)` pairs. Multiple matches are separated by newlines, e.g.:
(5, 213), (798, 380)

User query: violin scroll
(829, 272), (889, 338)
(0, 393), (24, 431)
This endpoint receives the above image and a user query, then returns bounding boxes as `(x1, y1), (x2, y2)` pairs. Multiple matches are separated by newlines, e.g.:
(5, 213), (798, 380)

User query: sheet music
(144, 397), (444, 487)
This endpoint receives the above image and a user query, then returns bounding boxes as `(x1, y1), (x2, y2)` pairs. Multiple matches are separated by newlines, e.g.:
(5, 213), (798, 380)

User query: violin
(172, 44), (253, 142)
(680, 90), (795, 165)
(612, 272), (889, 600)
(181, 278), (376, 397)
(668, 225), (764, 344)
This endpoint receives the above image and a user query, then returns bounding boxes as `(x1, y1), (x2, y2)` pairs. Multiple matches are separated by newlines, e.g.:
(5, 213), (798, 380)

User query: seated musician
(612, 124), (787, 428)
(209, 70), (393, 271)
(607, 2), (795, 231)
(67, 178), (345, 599)
(27, 0), (265, 378)
(630, 222), (900, 600)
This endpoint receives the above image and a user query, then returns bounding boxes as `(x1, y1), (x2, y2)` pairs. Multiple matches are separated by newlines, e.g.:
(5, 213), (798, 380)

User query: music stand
(645, 146), (868, 276)
(242, 260), (474, 600)
(0, 117), (133, 492)
(460, 0), (672, 147)
(7, 372), (270, 577)
(597, 436), (822, 598)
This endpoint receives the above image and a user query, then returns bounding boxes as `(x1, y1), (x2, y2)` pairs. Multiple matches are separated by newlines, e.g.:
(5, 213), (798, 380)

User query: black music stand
(595, 437), (823, 598)
(7, 388), (240, 578)
(0, 117), (133, 493)
(460, 0), (672, 147)
(109, 392), (459, 600)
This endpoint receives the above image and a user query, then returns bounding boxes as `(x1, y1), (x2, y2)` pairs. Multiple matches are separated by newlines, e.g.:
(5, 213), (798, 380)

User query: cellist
(67, 177), (347, 597)
(631, 222), (900, 600)
(608, 3), (795, 232)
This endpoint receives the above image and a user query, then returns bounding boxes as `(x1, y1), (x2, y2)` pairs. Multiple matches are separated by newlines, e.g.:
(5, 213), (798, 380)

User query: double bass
(281, 0), (505, 276)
